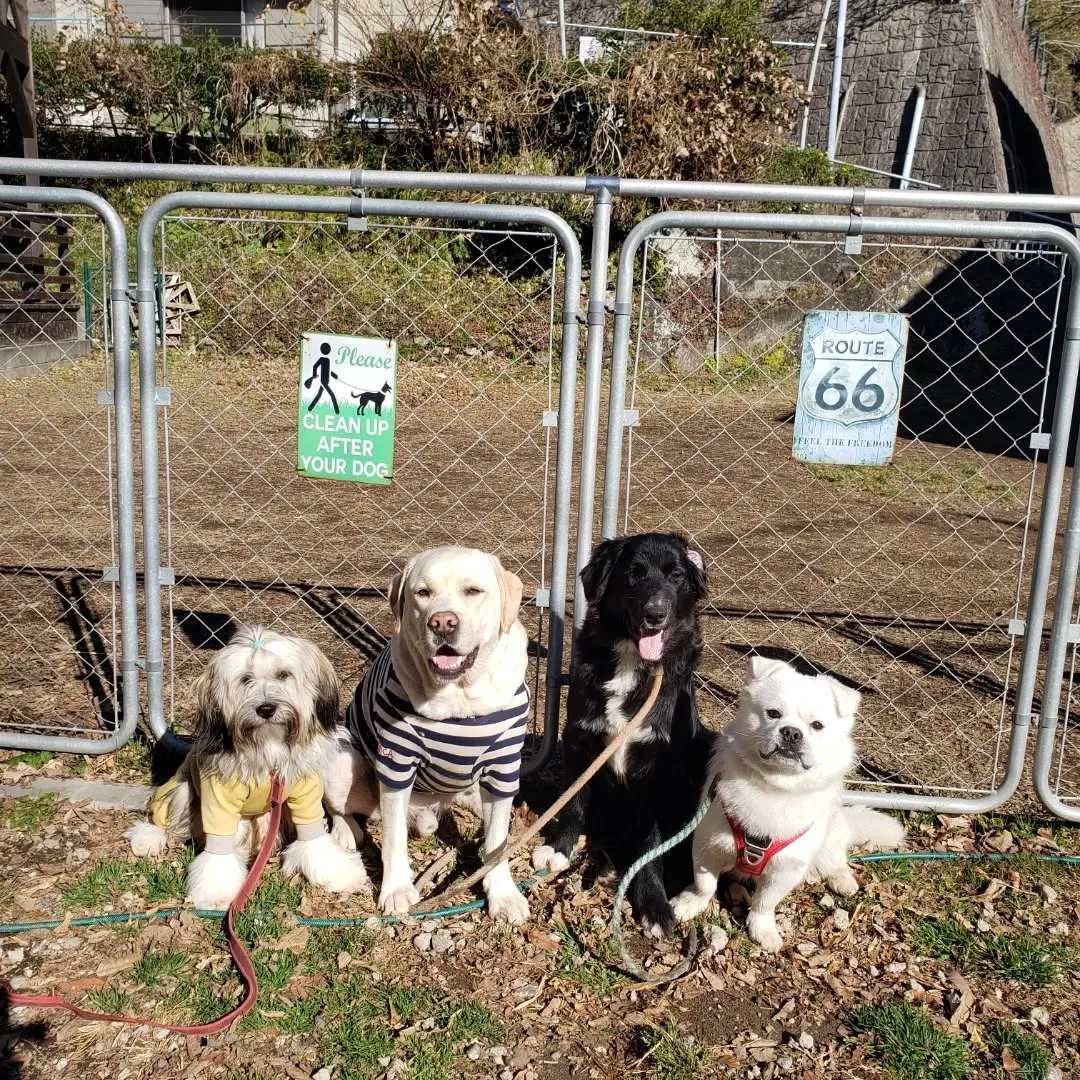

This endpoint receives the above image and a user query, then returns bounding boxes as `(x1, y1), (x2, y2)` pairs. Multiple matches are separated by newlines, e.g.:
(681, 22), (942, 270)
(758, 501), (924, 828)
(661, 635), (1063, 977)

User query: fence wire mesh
(154, 212), (565, 749)
(616, 231), (1068, 801)
(1048, 602), (1080, 808)
(0, 209), (119, 744)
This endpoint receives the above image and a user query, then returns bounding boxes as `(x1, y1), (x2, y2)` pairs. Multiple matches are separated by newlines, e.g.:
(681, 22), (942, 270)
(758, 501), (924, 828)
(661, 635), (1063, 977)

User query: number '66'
(814, 365), (886, 413)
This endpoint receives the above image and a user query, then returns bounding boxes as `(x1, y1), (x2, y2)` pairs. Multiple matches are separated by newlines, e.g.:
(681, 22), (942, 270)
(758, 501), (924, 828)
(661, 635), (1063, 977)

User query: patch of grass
(167, 970), (235, 1024)
(253, 948), (299, 994)
(61, 859), (137, 908)
(910, 915), (1068, 987)
(137, 855), (189, 904)
(133, 950), (187, 987)
(7, 750), (54, 768)
(448, 998), (503, 1042)
(85, 986), (133, 1015)
(405, 1034), (455, 1080)
(636, 1020), (713, 1079)
(321, 1004), (398, 1077)
(303, 925), (376, 976)
(70, 757), (88, 777)
(112, 737), (152, 776)
(553, 919), (626, 994)
(985, 1021), (1049, 1080)
(851, 1002), (970, 1080)
(234, 873), (301, 943)
(0, 793), (59, 829)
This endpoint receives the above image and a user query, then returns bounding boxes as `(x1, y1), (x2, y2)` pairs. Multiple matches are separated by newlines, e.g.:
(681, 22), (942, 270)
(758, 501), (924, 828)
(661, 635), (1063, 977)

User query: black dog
(352, 381), (392, 415)
(533, 532), (715, 936)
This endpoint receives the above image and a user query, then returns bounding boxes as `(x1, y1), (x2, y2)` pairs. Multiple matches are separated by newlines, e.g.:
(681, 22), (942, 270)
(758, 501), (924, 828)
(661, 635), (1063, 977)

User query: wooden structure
(0, 0), (36, 168)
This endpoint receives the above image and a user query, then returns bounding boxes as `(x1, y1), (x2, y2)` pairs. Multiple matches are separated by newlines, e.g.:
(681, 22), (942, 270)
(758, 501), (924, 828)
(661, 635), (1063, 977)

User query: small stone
(336, 951), (351, 970)
(885, 962), (906, 974)
(412, 932), (432, 953)
(420, 1017), (436, 1031)
(797, 1032), (814, 1051)
(1046, 1067), (1063, 1080)
(42, 838), (60, 851)
(709, 927), (729, 954)
(312, 1069), (332, 1080)
(430, 930), (453, 954)
(72, 848), (91, 863)
(1039, 883), (1059, 904)
(510, 1046), (532, 1068)
(1030, 1006), (1050, 1028)
(818, 894), (835, 911)
(364, 917), (382, 930)
(869, 965), (880, 977)
(512, 983), (540, 1000)
(777, 1057), (795, 1073)
(795, 942), (817, 957)
(6, 948), (25, 963)
(8, 977), (31, 990)
(385, 1061), (406, 1080)
(498, 1071), (514, 1080)
(1048, 922), (1069, 936)
(465, 1044), (481, 1062)
(489, 1045), (510, 1065)
(832, 909), (851, 931)
(977, 919), (991, 933)
(377, 1060), (391, 1070)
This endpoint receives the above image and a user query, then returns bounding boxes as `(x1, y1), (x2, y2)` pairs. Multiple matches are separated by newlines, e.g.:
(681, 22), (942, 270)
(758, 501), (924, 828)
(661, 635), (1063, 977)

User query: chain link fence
(0, 206), (129, 748)
(603, 218), (1074, 805)
(147, 206), (573, 758)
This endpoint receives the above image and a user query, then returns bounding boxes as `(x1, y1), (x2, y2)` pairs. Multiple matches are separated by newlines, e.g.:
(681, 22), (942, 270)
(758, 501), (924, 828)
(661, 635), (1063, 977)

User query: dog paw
(283, 835), (372, 896)
(487, 887), (530, 925)
(379, 881), (420, 916)
(126, 821), (168, 858)
(531, 845), (570, 874)
(827, 869), (860, 897)
(747, 914), (784, 954)
(409, 807), (441, 839)
(639, 903), (676, 939)
(186, 851), (248, 911)
(329, 815), (361, 852)
(670, 889), (712, 923)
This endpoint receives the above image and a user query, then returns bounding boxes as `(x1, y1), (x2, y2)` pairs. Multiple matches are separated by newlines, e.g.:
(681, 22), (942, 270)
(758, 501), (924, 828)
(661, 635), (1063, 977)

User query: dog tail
(842, 805), (905, 851)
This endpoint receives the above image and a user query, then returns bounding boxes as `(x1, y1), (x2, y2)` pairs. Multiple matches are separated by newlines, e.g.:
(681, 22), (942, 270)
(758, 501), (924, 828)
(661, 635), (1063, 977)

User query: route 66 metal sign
(793, 311), (909, 466)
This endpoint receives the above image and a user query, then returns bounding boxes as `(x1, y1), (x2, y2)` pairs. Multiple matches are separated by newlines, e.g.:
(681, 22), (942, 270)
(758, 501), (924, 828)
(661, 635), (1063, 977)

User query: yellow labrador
(324, 547), (531, 923)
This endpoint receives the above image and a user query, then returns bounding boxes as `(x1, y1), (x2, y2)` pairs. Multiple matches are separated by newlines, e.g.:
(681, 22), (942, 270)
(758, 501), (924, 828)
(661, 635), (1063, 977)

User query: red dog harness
(726, 812), (809, 877)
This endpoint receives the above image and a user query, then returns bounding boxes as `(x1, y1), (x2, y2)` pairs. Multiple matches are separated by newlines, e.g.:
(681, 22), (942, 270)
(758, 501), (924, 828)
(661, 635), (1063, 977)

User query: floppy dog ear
(308, 643), (341, 733)
(190, 660), (231, 757)
(491, 555), (524, 634)
(684, 544), (707, 600)
(580, 537), (625, 605)
(388, 555), (414, 626)
(822, 675), (861, 718)
(747, 654), (789, 684)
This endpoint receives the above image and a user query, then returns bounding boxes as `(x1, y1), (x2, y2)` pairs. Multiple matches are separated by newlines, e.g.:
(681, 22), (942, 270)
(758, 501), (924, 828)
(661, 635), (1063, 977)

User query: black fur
(542, 532), (716, 936)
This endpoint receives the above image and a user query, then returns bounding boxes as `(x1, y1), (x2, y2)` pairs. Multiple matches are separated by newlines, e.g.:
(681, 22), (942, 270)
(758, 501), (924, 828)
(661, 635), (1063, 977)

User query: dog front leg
(378, 785), (420, 915)
(671, 824), (731, 922)
(745, 861), (808, 953)
(186, 831), (249, 911)
(531, 770), (589, 875)
(480, 791), (529, 925)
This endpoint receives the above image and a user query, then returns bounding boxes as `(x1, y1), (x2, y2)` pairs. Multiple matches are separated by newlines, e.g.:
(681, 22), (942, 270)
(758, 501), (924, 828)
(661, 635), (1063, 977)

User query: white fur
(602, 640), (659, 779)
(186, 850), (249, 910)
(281, 833), (371, 895)
(126, 820), (169, 857)
(325, 548), (531, 921)
(670, 657), (904, 952)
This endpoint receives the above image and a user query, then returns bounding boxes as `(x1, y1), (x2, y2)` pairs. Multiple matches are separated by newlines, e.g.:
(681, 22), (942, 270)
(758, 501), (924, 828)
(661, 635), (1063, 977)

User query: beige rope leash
(412, 669), (664, 913)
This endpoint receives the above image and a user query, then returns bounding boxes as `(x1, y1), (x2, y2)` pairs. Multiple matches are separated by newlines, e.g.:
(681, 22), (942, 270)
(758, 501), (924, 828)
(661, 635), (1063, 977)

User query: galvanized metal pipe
(826, 0), (848, 159)
(899, 85), (927, 190)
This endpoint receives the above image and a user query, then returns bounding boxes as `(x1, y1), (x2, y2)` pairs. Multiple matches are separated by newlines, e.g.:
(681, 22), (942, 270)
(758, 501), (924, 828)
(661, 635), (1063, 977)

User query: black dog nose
(643, 599), (669, 626)
(428, 610), (459, 637)
(779, 726), (803, 746)
(255, 702), (277, 719)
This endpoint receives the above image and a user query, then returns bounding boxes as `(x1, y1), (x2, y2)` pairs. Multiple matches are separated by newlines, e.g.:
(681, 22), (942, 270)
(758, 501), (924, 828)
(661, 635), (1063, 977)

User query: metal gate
(0, 187), (138, 754)
(137, 192), (581, 773)
(600, 210), (1080, 812)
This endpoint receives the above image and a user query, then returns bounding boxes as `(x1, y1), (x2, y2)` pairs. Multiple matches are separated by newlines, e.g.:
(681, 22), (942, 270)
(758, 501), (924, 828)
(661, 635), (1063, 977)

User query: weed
(910, 915), (1068, 987)
(61, 860), (136, 909)
(253, 949), (299, 994)
(0, 794), (59, 830)
(168, 970), (234, 1024)
(636, 1020), (713, 1079)
(133, 950), (187, 987)
(85, 986), (133, 1015)
(7, 750), (54, 769)
(70, 758), (88, 777)
(321, 1006), (398, 1076)
(851, 1002), (970, 1080)
(448, 998), (503, 1042)
(985, 1021), (1049, 1080)
(553, 919), (626, 994)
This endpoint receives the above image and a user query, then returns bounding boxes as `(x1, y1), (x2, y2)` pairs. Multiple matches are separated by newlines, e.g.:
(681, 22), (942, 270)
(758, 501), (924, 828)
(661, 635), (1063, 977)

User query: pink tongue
(433, 653), (462, 672)
(638, 630), (665, 661)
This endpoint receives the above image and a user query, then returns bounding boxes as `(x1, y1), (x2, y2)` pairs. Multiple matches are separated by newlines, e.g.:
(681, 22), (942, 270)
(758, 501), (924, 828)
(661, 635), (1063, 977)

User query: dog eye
(669, 568), (684, 581)
(464, 586), (484, 596)
(810, 721), (824, 731)
(415, 587), (431, 599)
(765, 707), (782, 719)
(240, 674), (253, 686)
(276, 670), (291, 681)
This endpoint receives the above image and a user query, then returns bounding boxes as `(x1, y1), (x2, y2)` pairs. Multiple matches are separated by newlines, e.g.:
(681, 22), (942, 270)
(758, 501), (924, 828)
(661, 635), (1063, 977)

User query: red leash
(2, 775), (285, 1036)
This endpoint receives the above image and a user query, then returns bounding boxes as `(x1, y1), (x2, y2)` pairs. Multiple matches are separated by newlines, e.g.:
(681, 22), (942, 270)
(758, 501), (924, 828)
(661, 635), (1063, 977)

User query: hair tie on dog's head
(251, 638), (263, 650)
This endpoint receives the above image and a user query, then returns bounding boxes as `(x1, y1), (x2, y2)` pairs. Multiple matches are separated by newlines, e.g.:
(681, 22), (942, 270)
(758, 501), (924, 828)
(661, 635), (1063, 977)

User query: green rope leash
(608, 800), (711, 984)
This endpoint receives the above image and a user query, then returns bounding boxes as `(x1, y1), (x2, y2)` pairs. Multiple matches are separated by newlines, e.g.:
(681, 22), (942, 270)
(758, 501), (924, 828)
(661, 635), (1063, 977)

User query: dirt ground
(0, 782), (1077, 1080)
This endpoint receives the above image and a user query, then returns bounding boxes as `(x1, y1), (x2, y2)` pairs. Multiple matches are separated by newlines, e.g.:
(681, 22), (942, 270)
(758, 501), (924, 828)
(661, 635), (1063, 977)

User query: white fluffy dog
(126, 625), (370, 910)
(323, 547), (531, 924)
(670, 656), (904, 952)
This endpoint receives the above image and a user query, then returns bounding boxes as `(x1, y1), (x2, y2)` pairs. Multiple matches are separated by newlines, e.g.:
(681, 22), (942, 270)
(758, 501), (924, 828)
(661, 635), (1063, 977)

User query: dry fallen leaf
(1002, 1046), (1021, 1073)
(273, 925), (311, 954)
(526, 927), (560, 954)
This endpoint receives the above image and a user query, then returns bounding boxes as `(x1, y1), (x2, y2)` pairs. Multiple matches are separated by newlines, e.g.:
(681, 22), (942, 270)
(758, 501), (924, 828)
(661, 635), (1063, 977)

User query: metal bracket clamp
(845, 188), (867, 255)
(103, 566), (174, 585)
(587, 300), (607, 326)
(613, 301), (632, 317)
(348, 193), (369, 233)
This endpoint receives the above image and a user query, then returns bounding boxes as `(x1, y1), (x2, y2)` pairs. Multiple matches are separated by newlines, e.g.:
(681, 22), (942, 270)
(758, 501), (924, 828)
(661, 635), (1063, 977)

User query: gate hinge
(623, 409), (640, 428)
(534, 588), (550, 609)
(1030, 432), (1051, 451)
(542, 410), (558, 428)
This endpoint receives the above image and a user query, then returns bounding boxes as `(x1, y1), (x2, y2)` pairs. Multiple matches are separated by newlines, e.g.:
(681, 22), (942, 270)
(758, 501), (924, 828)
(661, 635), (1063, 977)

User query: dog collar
(708, 778), (810, 876)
